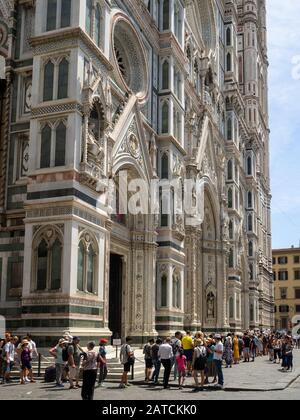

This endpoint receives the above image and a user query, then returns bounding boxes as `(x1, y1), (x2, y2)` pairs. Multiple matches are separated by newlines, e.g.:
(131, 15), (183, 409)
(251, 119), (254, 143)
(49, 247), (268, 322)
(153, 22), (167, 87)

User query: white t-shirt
(4, 342), (15, 362)
(213, 342), (224, 361)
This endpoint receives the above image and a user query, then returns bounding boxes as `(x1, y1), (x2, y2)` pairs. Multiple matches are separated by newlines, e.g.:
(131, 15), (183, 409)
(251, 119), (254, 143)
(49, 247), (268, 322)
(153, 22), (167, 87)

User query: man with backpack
(170, 331), (182, 381)
(119, 337), (135, 389)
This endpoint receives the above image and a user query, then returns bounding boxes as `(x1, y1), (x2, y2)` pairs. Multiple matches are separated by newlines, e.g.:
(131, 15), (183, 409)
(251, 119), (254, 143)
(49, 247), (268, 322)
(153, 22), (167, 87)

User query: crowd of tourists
(138, 330), (297, 391)
(0, 329), (297, 397)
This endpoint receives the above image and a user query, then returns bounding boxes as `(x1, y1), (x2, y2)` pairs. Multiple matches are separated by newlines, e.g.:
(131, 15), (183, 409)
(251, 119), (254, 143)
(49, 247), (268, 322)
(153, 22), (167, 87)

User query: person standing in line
(151, 338), (162, 385)
(49, 338), (68, 388)
(158, 337), (173, 389)
(213, 334), (224, 389)
(205, 338), (217, 384)
(81, 342), (99, 400)
(243, 333), (251, 362)
(119, 336), (135, 389)
(3, 335), (15, 384)
(143, 339), (154, 382)
(181, 331), (194, 376)
(20, 340), (35, 385)
(192, 339), (207, 392)
(250, 335), (257, 362)
(68, 336), (83, 389)
(171, 331), (182, 381)
(175, 348), (186, 389)
(224, 335), (233, 368)
(233, 335), (240, 364)
(98, 338), (108, 387)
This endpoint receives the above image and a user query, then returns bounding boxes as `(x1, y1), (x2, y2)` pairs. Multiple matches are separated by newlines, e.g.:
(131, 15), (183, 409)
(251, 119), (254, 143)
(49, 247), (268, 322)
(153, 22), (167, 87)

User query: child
(176, 347), (187, 390)
(20, 340), (35, 384)
(98, 339), (108, 387)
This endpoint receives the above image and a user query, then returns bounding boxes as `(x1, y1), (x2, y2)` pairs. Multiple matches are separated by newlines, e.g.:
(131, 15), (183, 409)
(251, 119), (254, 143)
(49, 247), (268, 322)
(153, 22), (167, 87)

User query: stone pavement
(132, 349), (300, 392)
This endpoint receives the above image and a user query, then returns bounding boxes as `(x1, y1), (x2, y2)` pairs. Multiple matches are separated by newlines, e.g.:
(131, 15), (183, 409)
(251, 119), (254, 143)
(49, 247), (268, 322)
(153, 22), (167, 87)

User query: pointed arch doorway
(108, 253), (124, 341)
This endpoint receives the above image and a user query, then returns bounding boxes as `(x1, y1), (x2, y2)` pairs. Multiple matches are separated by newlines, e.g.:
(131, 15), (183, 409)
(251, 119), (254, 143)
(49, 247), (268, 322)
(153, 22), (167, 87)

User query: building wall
(273, 248), (300, 331)
(0, 0), (274, 344)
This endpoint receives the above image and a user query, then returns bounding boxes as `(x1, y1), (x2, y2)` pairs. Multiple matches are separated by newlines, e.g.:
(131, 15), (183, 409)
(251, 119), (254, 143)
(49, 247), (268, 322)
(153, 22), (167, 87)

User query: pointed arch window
(226, 27), (231, 46)
(57, 58), (69, 99)
(163, 0), (170, 30)
(248, 214), (253, 232)
(229, 220), (234, 240)
(227, 160), (233, 180)
(40, 125), (52, 168)
(161, 102), (169, 134)
(229, 297), (234, 319)
(226, 53), (232, 72)
(43, 61), (54, 101)
(61, 0), (71, 28)
(46, 0), (57, 31)
(35, 231), (62, 292)
(55, 122), (66, 167)
(249, 241), (253, 257)
(161, 153), (169, 179)
(249, 263), (254, 280)
(86, 0), (93, 37)
(228, 188), (233, 209)
(248, 191), (253, 209)
(227, 117), (233, 141)
(162, 60), (169, 90)
(161, 274), (168, 307)
(95, 4), (101, 47)
(77, 234), (98, 294)
(247, 156), (252, 175)
(229, 248), (234, 268)
(250, 303), (254, 321)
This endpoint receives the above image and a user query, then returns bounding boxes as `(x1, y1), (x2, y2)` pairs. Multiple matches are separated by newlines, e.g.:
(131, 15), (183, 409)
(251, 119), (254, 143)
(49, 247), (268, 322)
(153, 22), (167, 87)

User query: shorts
(183, 349), (194, 362)
(21, 361), (32, 370)
(123, 362), (131, 373)
(5, 361), (14, 373)
(145, 359), (153, 369)
(243, 348), (250, 355)
(178, 369), (186, 377)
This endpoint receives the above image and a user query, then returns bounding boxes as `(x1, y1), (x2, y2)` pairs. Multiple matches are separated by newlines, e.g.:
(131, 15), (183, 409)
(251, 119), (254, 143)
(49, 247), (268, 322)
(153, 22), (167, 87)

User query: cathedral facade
(0, 0), (274, 345)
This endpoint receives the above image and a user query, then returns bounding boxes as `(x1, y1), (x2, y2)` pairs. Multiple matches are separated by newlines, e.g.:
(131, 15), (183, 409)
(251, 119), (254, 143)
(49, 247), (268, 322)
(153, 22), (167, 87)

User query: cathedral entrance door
(109, 253), (123, 342)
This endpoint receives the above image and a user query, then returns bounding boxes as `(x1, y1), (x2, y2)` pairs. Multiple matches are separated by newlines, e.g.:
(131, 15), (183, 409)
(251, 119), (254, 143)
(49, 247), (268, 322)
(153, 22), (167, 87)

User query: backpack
(171, 338), (180, 355)
(62, 344), (71, 362)
(44, 365), (56, 383)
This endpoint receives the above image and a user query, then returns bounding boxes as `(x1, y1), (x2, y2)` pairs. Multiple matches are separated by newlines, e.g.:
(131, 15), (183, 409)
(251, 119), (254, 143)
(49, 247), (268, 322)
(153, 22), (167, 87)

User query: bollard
(38, 353), (41, 377)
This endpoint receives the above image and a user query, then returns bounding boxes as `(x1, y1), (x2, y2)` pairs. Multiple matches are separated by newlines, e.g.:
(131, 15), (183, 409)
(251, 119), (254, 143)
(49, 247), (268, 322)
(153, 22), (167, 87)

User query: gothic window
(86, 0), (93, 37)
(40, 125), (52, 168)
(229, 220), (234, 240)
(61, 0), (71, 28)
(227, 117), (233, 141)
(46, 0), (57, 31)
(40, 121), (67, 169)
(248, 214), (253, 232)
(226, 53), (232, 72)
(247, 156), (252, 175)
(162, 60), (169, 90)
(249, 241), (253, 257)
(229, 248), (234, 268)
(77, 233), (98, 294)
(227, 159), (233, 180)
(34, 228), (63, 292)
(250, 303), (254, 321)
(248, 191), (253, 208)
(55, 122), (66, 167)
(228, 188), (233, 209)
(47, 0), (71, 31)
(57, 58), (69, 99)
(226, 27), (231, 46)
(249, 263), (254, 280)
(95, 4), (101, 47)
(161, 153), (169, 179)
(161, 102), (169, 134)
(162, 0), (170, 31)
(43, 61), (54, 101)
(237, 295), (241, 319)
(229, 297), (234, 319)
(160, 186), (169, 227)
(172, 273), (181, 309)
(161, 274), (167, 307)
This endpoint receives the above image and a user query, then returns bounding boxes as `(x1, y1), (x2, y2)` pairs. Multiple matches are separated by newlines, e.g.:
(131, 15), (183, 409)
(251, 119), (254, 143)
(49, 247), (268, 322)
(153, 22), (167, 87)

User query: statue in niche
(207, 292), (215, 318)
(87, 105), (104, 164)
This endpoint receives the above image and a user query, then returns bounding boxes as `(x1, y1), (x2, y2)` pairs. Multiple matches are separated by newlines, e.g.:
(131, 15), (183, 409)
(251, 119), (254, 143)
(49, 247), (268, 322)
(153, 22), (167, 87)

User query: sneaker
(99, 383), (106, 388)
(192, 388), (199, 393)
(25, 377), (30, 383)
(119, 383), (126, 389)
(125, 383), (131, 387)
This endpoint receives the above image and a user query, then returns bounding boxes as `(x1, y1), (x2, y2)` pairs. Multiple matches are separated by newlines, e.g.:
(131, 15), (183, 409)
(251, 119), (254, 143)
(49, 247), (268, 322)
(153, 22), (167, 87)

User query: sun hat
(58, 338), (68, 345)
